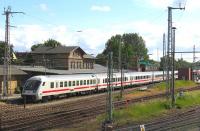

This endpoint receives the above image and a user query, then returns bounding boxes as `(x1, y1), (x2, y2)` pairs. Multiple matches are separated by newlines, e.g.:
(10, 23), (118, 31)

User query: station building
(31, 46), (95, 70)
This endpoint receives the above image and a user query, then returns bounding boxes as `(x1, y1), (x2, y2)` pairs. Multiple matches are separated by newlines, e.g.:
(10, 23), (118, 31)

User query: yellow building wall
(1, 80), (18, 95)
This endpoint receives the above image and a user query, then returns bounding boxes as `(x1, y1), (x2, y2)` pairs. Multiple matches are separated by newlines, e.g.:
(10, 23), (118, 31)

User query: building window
(76, 62), (79, 69)
(71, 62), (73, 69)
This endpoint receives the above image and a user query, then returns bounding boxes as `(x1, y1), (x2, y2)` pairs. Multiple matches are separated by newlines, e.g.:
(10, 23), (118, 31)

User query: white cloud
(91, 5), (111, 12)
(184, 0), (200, 12)
(4, 16), (200, 62)
(39, 3), (48, 11)
(149, 0), (174, 8)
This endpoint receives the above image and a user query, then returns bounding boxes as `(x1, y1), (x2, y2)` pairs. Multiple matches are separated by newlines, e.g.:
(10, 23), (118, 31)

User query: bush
(14, 86), (21, 94)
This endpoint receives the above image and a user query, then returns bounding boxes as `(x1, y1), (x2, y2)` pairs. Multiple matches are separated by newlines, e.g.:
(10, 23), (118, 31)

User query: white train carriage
(22, 74), (99, 101)
(22, 71), (178, 102)
(127, 72), (152, 85)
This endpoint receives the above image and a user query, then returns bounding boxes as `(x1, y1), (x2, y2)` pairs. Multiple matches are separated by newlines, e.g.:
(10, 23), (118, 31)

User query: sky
(0, 0), (199, 62)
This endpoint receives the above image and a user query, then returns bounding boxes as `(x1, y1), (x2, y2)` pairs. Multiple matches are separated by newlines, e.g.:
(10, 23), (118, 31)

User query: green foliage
(14, 86), (21, 94)
(0, 41), (14, 64)
(175, 58), (192, 69)
(153, 80), (197, 91)
(31, 39), (62, 51)
(31, 43), (43, 51)
(112, 90), (200, 126)
(113, 99), (167, 125)
(160, 57), (191, 70)
(23, 53), (34, 65)
(96, 33), (148, 69)
(95, 53), (107, 66)
(0, 41), (5, 64)
(176, 91), (200, 109)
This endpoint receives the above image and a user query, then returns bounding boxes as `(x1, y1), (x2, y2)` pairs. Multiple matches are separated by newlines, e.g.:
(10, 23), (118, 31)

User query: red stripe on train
(42, 79), (157, 94)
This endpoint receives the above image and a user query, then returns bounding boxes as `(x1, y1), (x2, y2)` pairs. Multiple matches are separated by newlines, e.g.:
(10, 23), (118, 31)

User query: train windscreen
(23, 80), (41, 90)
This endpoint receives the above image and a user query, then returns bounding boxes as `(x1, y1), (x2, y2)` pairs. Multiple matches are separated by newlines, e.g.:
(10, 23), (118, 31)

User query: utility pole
(166, 6), (184, 106)
(103, 52), (113, 130)
(171, 27), (176, 107)
(2, 6), (24, 97)
(107, 52), (113, 123)
(118, 38), (123, 98)
(193, 45), (196, 81)
(163, 33), (166, 81)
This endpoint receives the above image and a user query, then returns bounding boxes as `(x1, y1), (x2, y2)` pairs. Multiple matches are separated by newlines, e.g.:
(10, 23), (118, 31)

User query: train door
(112, 74), (117, 91)
(91, 74), (99, 92)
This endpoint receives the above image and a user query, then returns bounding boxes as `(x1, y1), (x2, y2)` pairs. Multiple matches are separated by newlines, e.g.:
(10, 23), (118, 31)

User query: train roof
(28, 73), (97, 81)
(27, 71), (168, 81)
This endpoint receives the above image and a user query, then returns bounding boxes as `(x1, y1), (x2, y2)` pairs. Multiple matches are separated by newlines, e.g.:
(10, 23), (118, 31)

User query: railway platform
(0, 94), (21, 101)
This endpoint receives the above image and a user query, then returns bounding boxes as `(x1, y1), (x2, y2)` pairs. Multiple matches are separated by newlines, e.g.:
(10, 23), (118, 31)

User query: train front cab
(21, 78), (42, 102)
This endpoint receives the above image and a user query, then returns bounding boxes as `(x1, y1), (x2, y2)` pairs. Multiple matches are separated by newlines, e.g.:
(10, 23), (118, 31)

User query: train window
(87, 80), (89, 85)
(56, 82), (58, 88)
(69, 81), (71, 87)
(84, 80), (86, 85)
(97, 79), (100, 84)
(42, 82), (45, 86)
(73, 81), (75, 86)
(60, 82), (63, 87)
(50, 82), (54, 88)
(80, 80), (83, 85)
(76, 80), (79, 86)
(64, 81), (67, 87)
(93, 79), (96, 84)
(90, 80), (93, 84)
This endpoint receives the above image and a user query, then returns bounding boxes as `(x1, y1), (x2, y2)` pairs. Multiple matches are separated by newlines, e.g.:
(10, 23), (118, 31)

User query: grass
(176, 91), (200, 108)
(112, 90), (200, 127)
(113, 80), (198, 101)
(70, 90), (200, 131)
(152, 80), (197, 91)
(50, 80), (200, 131)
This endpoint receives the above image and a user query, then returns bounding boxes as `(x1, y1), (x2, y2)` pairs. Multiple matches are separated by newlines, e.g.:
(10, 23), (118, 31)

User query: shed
(0, 65), (27, 95)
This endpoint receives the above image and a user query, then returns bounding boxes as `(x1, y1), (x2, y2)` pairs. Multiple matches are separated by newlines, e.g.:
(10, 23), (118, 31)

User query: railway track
(1, 85), (200, 130)
(117, 106), (200, 131)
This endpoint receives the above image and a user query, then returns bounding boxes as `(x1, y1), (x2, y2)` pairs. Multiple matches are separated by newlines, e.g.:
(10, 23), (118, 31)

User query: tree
(0, 41), (14, 64)
(31, 39), (61, 51)
(96, 33), (148, 69)
(160, 57), (191, 70)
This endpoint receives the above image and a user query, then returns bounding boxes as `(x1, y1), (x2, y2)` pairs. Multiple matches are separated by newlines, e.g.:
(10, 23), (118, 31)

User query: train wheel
(42, 96), (49, 103)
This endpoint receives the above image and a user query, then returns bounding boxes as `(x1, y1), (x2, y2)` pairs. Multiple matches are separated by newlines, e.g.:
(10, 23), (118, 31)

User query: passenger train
(21, 71), (178, 102)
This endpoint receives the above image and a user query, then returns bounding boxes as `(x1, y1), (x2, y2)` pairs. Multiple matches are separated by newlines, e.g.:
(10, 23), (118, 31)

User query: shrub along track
(1, 86), (200, 131)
